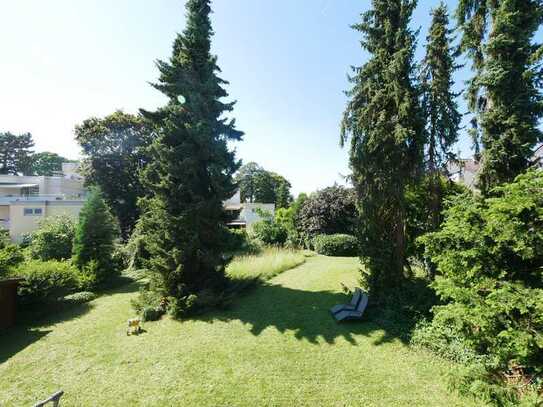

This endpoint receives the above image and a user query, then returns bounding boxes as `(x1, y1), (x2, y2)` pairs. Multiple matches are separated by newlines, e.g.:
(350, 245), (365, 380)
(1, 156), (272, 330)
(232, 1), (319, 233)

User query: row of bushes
(0, 188), (123, 309)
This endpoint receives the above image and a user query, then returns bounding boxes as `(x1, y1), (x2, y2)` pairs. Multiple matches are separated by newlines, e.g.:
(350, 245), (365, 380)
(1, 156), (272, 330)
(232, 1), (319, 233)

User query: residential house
(449, 146), (543, 189)
(224, 190), (275, 228)
(0, 163), (86, 241)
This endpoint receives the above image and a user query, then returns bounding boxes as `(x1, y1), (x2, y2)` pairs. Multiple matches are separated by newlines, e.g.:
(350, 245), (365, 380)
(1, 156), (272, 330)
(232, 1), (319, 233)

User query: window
(23, 208), (43, 216)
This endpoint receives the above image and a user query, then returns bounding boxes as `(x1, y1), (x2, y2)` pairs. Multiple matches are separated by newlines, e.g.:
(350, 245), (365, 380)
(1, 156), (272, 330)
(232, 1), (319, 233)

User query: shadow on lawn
(196, 277), (436, 346)
(0, 302), (93, 364)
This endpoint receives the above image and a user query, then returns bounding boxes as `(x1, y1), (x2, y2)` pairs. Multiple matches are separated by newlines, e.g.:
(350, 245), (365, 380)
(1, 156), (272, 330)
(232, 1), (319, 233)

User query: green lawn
(0, 255), (479, 406)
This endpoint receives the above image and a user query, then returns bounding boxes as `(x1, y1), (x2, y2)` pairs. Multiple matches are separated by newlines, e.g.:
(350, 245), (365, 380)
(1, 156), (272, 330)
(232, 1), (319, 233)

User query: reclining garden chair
(330, 288), (368, 322)
(33, 390), (64, 407)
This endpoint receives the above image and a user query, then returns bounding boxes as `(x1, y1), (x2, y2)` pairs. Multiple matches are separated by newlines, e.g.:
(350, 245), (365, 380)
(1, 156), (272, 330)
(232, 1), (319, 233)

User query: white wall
(241, 203), (275, 227)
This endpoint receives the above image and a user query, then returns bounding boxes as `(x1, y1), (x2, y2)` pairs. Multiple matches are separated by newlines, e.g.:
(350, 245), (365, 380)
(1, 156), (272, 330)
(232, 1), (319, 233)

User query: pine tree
(457, 0), (543, 192)
(139, 0), (242, 315)
(341, 0), (425, 295)
(420, 3), (461, 233)
(73, 188), (118, 284)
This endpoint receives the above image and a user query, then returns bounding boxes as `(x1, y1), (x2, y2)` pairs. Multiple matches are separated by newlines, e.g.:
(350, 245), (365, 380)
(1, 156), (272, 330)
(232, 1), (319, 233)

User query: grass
(0, 254), (481, 406)
(227, 247), (307, 281)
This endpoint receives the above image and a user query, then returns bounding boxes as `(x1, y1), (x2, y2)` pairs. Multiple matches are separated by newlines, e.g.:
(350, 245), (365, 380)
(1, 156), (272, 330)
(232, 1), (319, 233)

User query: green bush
(313, 234), (358, 256)
(249, 213), (288, 246)
(131, 288), (166, 321)
(294, 185), (357, 248)
(29, 215), (75, 261)
(224, 229), (259, 253)
(125, 219), (149, 271)
(0, 244), (25, 277)
(11, 260), (82, 305)
(73, 188), (119, 285)
(0, 228), (11, 249)
(419, 170), (543, 403)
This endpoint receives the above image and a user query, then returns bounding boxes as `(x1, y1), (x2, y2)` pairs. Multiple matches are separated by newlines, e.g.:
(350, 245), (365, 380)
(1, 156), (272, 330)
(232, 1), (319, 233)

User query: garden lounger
(330, 288), (362, 315)
(333, 292), (368, 322)
(34, 390), (64, 407)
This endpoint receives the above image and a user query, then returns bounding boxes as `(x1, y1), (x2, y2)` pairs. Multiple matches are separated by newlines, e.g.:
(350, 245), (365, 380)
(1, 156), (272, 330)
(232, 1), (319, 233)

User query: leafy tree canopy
(0, 132), (34, 175)
(29, 152), (74, 176)
(295, 185), (357, 247)
(235, 162), (292, 208)
(75, 111), (152, 238)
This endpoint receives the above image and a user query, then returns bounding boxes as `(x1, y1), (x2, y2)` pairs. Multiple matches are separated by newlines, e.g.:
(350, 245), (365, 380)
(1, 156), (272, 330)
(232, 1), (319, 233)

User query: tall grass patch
(227, 247), (306, 282)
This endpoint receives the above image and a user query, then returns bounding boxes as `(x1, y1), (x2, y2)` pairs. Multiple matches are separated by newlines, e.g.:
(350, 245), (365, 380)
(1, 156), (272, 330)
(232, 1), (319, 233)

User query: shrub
(11, 260), (82, 305)
(73, 188), (119, 285)
(63, 291), (97, 304)
(224, 229), (258, 254)
(0, 228), (11, 249)
(0, 244), (25, 277)
(295, 185), (357, 248)
(125, 219), (150, 271)
(131, 288), (166, 321)
(29, 215), (75, 261)
(419, 170), (543, 403)
(313, 234), (358, 256)
(249, 212), (287, 246)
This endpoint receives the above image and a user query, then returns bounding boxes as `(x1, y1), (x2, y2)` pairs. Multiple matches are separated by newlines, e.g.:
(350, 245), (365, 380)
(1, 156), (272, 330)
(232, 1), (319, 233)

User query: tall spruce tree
(457, 0), (543, 192)
(421, 3), (461, 231)
(341, 0), (425, 294)
(139, 0), (242, 316)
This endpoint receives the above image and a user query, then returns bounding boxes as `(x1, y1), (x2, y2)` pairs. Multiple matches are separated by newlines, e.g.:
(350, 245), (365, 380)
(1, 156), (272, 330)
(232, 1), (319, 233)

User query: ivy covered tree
(341, 0), (425, 294)
(75, 111), (151, 238)
(420, 3), (462, 235)
(457, 0), (543, 192)
(139, 0), (242, 316)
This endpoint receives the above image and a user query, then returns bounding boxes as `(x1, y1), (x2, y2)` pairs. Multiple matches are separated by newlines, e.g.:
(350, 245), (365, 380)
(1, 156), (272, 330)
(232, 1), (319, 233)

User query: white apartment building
(0, 163), (86, 241)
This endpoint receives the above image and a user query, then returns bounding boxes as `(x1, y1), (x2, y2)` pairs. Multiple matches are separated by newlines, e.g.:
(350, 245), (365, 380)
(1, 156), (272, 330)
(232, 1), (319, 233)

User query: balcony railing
(0, 194), (84, 203)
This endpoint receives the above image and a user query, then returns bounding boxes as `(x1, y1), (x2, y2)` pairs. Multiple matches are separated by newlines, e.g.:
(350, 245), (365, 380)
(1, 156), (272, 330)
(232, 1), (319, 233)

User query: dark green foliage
(235, 162), (293, 208)
(29, 216), (75, 261)
(250, 212), (288, 246)
(131, 288), (166, 321)
(405, 176), (467, 262)
(138, 0), (242, 317)
(420, 2), (462, 243)
(294, 185), (357, 248)
(224, 229), (258, 254)
(73, 188), (119, 285)
(28, 152), (72, 176)
(0, 132), (34, 175)
(125, 219), (149, 271)
(0, 228), (11, 249)
(273, 193), (308, 247)
(421, 2), (461, 173)
(419, 170), (543, 403)
(0, 244), (24, 277)
(12, 260), (82, 305)
(75, 111), (152, 237)
(341, 0), (425, 295)
(313, 234), (358, 257)
(457, 0), (543, 192)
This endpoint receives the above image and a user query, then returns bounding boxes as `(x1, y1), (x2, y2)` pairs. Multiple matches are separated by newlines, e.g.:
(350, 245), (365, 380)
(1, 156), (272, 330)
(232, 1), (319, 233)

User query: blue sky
(1, 0), (475, 195)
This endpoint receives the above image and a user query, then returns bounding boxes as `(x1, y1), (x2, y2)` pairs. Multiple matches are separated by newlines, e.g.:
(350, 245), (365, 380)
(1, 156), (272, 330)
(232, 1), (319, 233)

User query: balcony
(0, 194), (84, 204)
